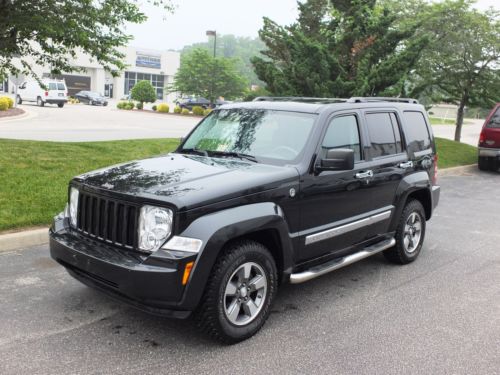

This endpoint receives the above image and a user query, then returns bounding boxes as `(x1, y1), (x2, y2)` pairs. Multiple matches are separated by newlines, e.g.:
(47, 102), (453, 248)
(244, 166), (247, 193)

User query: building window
(124, 72), (165, 100)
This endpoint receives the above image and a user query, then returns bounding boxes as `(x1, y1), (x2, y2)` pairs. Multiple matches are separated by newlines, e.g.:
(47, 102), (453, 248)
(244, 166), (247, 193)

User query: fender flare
(177, 202), (294, 310)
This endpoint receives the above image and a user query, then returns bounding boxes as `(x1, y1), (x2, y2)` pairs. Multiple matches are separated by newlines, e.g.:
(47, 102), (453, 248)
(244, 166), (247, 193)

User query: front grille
(76, 191), (138, 249)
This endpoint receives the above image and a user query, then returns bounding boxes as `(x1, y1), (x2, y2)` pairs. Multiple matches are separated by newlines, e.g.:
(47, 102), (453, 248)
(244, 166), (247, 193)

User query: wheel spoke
(225, 281), (238, 297)
(242, 263), (252, 280)
(242, 299), (258, 317)
(248, 275), (266, 292)
(227, 299), (241, 322)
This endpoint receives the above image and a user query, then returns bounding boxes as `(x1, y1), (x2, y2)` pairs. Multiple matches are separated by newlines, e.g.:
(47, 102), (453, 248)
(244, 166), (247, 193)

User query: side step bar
(290, 237), (396, 284)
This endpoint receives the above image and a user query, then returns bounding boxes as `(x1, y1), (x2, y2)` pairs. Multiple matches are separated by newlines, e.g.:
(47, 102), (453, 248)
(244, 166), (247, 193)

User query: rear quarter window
(486, 107), (500, 128)
(57, 83), (66, 90)
(402, 111), (432, 152)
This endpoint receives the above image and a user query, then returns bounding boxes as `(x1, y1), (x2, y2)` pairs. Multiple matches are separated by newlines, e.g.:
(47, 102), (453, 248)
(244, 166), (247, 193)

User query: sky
(126, 0), (499, 51)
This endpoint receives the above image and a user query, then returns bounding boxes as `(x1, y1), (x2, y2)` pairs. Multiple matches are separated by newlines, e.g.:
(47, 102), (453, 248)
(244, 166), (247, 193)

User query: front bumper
(49, 217), (195, 318)
(478, 147), (500, 157)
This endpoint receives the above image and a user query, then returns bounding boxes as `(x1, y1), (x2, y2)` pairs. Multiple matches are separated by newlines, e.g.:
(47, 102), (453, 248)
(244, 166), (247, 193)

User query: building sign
(136, 54), (161, 69)
(49, 74), (91, 96)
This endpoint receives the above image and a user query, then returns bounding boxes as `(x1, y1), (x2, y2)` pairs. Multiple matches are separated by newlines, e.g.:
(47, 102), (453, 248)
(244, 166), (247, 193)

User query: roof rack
(253, 96), (348, 104)
(346, 97), (419, 104)
(252, 96), (419, 104)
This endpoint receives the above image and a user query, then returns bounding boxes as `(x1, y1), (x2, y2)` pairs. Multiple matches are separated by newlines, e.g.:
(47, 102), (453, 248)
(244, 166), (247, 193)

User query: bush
(192, 106), (205, 116)
(181, 108), (190, 115)
(117, 101), (134, 110)
(130, 80), (157, 107)
(125, 102), (134, 110)
(174, 105), (182, 114)
(136, 102), (143, 110)
(203, 108), (213, 116)
(0, 96), (14, 109)
(0, 97), (10, 111)
(157, 103), (170, 113)
(152, 105), (157, 111)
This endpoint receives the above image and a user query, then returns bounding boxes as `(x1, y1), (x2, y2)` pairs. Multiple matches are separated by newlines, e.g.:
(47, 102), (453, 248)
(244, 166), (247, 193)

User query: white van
(17, 79), (68, 108)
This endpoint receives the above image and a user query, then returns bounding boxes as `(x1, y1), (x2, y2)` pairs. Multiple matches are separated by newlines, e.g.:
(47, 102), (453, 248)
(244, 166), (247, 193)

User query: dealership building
(2, 46), (180, 102)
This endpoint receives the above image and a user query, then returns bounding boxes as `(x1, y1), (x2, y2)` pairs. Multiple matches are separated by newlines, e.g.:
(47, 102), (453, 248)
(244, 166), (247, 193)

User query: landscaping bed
(0, 107), (25, 119)
(0, 137), (476, 232)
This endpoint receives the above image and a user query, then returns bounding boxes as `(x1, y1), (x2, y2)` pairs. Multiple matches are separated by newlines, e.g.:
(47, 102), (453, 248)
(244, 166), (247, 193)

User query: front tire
(195, 240), (277, 344)
(16, 95), (22, 105)
(384, 199), (426, 264)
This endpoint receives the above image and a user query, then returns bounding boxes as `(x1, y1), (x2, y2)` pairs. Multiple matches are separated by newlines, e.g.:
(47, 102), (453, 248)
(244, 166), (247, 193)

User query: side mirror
(318, 148), (355, 172)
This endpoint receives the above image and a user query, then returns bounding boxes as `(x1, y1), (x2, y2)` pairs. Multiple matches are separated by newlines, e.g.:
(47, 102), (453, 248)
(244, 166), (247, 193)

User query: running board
(290, 237), (396, 284)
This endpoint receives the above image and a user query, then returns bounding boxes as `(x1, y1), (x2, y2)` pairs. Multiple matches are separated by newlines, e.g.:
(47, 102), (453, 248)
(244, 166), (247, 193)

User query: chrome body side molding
(305, 210), (392, 245)
(290, 237), (396, 284)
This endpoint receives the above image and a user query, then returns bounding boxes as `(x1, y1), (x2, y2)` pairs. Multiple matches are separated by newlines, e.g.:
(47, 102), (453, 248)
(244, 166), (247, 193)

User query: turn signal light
(182, 261), (194, 285)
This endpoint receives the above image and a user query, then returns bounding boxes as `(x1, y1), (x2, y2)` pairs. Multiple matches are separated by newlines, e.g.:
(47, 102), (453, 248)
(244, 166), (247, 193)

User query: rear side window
(57, 83), (65, 90)
(486, 107), (500, 128)
(48, 83), (57, 90)
(402, 111), (432, 152)
(322, 115), (362, 161)
(366, 113), (401, 158)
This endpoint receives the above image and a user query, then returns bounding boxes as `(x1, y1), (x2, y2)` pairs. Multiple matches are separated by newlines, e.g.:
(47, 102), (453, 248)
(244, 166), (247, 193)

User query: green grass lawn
(435, 137), (477, 169)
(0, 137), (477, 232)
(0, 138), (179, 232)
(429, 117), (473, 125)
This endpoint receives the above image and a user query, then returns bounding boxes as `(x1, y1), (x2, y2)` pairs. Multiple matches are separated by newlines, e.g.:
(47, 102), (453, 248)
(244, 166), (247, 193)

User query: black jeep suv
(50, 97), (440, 343)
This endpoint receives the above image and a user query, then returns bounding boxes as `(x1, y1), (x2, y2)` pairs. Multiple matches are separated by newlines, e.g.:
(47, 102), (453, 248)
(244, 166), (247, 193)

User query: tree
(0, 0), (173, 80)
(170, 48), (248, 102)
(406, 0), (500, 142)
(130, 80), (157, 105)
(182, 35), (266, 86)
(252, 0), (428, 98)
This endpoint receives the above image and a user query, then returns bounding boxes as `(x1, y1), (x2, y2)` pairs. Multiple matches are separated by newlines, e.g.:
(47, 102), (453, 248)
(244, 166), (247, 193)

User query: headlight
(138, 205), (173, 252)
(69, 187), (79, 227)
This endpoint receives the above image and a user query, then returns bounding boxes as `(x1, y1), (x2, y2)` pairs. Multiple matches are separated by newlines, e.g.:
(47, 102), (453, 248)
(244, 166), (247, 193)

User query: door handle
(399, 161), (413, 169)
(355, 170), (373, 179)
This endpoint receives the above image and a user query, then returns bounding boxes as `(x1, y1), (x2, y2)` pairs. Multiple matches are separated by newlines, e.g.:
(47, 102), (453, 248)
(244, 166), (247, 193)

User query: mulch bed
(0, 108), (25, 119)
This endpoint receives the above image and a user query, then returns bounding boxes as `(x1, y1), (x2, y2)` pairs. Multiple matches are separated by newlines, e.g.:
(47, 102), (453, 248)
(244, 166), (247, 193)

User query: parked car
(478, 103), (500, 171)
(74, 91), (108, 106)
(17, 79), (68, 107)
(50, 96), (440, 344)
(176, 97), (211, 110)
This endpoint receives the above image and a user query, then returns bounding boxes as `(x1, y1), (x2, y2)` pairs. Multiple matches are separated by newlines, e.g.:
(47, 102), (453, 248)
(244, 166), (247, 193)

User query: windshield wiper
(179, 147), (209, 157)
(206, 150), (258, 163)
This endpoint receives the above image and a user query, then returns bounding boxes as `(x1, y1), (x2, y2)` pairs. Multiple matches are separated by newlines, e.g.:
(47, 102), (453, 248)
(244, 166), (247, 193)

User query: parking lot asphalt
(1, 169), (499, 375)
(0, 102), (199, 142)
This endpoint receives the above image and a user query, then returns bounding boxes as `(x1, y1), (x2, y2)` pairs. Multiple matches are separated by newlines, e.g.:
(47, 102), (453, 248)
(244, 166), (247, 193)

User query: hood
(75, 153), (299, 211)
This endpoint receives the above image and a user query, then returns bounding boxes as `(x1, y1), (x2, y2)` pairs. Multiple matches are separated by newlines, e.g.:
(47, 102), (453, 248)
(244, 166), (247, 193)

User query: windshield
(179, 108), (316, 163)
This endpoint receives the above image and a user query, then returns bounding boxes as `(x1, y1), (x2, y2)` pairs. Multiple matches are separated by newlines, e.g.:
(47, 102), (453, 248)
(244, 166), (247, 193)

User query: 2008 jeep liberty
(50, 97), (440, 343)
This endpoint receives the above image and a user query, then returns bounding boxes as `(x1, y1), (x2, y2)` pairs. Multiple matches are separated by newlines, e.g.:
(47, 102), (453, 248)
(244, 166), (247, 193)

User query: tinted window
(366, 113), (399, 157)
(57, 83), (65, 90)
(390, 113), (403, 153)
(48, 83), (57, 90)
(402, 111), (431, 152)
(322, 115), (362, 161)
(486, 107), (500, 128)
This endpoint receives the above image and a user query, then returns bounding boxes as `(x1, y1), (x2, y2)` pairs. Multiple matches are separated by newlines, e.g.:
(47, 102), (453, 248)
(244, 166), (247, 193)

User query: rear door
(47, 82), (66, 100)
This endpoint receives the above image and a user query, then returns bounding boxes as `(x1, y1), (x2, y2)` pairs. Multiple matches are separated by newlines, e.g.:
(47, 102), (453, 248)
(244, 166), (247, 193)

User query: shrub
(125, 102), (134, 110)
(1, 96), (14, 109)
(152, 105), (157, 111)
(181, 108), (190, 115)
(174, 105), (182, 114)
(203, 108), (213, 116)
(130, 80), (157, 107)
(136, 102), (143, 110)
(192, 106), (205, 116)
(0, 97), (9, 111)
(157, 103), (170, 113)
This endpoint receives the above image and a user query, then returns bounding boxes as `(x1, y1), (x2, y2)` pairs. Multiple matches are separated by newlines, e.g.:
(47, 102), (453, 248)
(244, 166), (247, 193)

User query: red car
(478, 103), (500, 171)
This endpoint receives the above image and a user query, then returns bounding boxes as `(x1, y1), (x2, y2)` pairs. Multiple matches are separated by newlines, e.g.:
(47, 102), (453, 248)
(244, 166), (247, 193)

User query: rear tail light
(44, 91), (48, 96)
(433, 154), (438, 185)
(479, 131), (485, 145)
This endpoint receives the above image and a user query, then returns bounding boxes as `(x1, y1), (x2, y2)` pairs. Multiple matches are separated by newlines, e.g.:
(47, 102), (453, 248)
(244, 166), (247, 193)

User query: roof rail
(347, 97), (419, 104)
(253, 96), (348, 104)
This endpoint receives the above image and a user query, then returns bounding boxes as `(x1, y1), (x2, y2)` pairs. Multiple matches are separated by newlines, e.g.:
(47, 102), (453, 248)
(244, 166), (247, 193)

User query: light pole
(206, 30), (217, 106)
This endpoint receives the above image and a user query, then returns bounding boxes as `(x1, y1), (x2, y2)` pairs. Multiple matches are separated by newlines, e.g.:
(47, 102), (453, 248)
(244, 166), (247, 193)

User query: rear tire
(57, 103), (64, 108)
(478, 156), (489, 171)
(384, 199), (426, 264)
(195, 240), (277, 344)
(37, 97), (44, 107)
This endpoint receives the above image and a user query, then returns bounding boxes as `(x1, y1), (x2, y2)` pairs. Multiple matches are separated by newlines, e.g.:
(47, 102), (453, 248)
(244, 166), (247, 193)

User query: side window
(402, 111), (431, 152)
(322, 115), (362, 162)
(366, 113), (400, 158)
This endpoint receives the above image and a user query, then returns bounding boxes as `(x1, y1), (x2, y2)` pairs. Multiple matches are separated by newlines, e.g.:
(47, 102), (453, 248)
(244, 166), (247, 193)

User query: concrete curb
(0, 228), (49, 253)
(439, 164), (477, 177)
(0, 106), (36, 123)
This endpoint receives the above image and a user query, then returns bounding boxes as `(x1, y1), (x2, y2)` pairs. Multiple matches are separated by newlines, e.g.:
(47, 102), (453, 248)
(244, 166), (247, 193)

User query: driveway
(432, 119), (483, 146)
(0, 169), (499, 374)
(0, 102), (199, 142)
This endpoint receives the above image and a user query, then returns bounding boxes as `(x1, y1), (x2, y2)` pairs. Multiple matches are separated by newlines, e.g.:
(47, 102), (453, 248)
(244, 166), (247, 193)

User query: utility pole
(206, 30), (217, 106)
